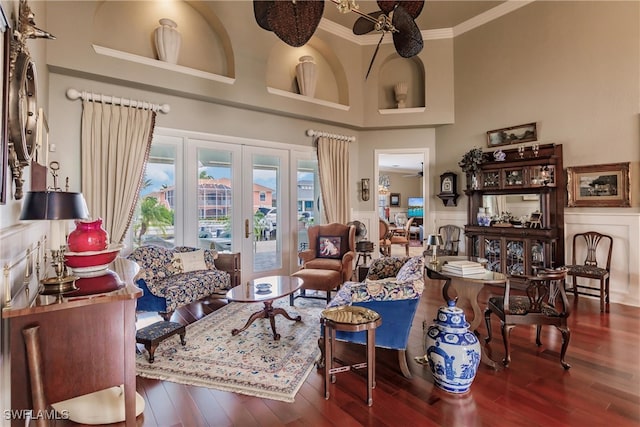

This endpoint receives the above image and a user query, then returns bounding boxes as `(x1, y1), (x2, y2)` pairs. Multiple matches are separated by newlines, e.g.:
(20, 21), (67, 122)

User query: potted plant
(458, 148), (484, 189)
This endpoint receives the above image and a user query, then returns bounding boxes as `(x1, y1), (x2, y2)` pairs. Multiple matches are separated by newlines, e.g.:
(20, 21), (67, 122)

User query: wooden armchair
(484, 267), (571, 369)
(390, 217), (414, 256)
(565, 231), (613, 312)
(436, 224), (462, 256)
(378, 218), (391, 256)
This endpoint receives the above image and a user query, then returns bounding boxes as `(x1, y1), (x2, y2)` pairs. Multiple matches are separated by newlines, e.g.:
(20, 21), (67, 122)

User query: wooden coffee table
(225, 275), (304, 340)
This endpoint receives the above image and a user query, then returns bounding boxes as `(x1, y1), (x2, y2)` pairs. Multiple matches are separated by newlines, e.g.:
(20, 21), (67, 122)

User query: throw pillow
(317, 236), (342, 259)
(396, 256), (424, 283)
(173, 250), (208, 273)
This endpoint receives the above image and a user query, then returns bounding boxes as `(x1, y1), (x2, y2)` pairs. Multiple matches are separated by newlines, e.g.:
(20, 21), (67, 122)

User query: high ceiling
(325, 1), (506, 173)
(323, 1), (505, 31)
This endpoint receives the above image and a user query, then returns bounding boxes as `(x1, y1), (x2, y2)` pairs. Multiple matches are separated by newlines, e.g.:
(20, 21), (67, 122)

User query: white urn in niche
(296, 55), (317, 97)
(394, 82), (408, 108)
(154, 18), (181, 64)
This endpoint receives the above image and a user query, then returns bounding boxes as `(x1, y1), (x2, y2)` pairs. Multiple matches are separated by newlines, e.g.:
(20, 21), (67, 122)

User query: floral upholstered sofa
(127, 245), (232, 319)
(320, 255), (424, 378)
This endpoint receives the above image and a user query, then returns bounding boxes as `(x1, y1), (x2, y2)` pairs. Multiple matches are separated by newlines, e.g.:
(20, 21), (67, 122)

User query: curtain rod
(66, 88), (170, 114)
(306, 129), (356, 142)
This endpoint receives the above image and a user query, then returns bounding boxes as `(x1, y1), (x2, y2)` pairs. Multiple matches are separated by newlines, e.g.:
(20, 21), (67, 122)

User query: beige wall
(435, 0), (640, 211)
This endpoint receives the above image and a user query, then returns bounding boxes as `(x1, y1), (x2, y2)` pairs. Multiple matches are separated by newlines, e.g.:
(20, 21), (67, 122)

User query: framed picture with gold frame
(566, 162), (630, 207)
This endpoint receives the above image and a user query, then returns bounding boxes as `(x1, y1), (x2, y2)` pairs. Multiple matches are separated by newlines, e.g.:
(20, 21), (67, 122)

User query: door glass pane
(197, 148), (233, 251)
(253, 154), (281, 272)
(296, 159), (318, 254)
(133, 144), (176, 249)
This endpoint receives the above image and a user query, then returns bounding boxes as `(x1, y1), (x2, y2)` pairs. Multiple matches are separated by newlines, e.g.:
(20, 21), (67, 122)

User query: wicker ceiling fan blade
(397, 1), (425, 19)
(352, 11), (383, 35)
(267, 0), (324, 48)
(253, 0), (275, 31)
(392, 5), (423, 58)
(376, 0), (397, 15)
(377, 0), (424, 18)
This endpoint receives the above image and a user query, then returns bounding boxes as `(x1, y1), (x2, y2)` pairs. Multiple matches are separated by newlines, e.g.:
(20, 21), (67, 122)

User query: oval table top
(226, 275), (303, 303)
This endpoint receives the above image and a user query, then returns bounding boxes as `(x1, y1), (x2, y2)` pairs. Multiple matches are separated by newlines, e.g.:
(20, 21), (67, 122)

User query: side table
(321, 306), (382, 406)
(217, 252), (241, 288)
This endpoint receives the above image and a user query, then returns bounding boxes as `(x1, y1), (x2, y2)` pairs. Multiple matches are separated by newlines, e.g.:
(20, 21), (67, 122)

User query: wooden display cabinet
(216, 252), (241, 288)
(465, 144), (565, 281)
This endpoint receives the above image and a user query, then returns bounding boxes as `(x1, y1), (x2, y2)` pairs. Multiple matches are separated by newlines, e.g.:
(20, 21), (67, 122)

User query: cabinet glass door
(484, 238), (501, 272)
(531, 240), (545, 272)
(505, 239), (525, 275)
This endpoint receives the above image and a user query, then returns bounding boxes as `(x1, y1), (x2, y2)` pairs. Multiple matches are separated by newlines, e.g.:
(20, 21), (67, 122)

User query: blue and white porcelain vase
(424, 299), (481, 394)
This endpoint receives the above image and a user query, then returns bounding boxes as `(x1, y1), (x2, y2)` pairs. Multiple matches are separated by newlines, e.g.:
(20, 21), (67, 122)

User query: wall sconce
(361, 178), (370, 201)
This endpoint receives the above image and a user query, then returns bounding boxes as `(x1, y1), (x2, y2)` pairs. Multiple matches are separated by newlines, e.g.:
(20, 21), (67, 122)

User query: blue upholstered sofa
(321, 255), (425, 378)
(127, 245), (232, 320)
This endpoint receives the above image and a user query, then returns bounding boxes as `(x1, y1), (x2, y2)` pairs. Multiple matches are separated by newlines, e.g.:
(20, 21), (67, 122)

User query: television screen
(407, 197), (424, 218)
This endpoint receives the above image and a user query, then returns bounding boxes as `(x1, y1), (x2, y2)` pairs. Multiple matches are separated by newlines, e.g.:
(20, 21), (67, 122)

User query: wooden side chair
(484, 267), (571, 369)
(436, 224), (462, 256)
(565, 231), (613, 313)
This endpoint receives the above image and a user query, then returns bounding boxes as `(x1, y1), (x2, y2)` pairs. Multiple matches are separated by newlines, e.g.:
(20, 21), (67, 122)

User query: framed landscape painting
(486, 122), (537, 148)
(566, 162), (630, 207)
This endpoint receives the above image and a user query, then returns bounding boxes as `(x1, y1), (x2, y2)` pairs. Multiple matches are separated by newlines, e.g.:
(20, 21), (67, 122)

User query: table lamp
(425, 234), (444, 266)
(20, 191), (89, 296)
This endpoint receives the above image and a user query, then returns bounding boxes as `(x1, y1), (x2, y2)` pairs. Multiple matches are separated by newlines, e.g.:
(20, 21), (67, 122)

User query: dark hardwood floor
(70, 278), (640, 426)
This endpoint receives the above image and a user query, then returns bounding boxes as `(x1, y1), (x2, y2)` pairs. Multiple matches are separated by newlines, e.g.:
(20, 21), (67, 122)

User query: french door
(187, 141), (297, 282)
(133, 132), (319, 283)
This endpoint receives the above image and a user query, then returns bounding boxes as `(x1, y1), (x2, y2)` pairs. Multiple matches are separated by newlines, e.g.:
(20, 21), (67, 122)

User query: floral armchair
(319, 255), (425, 378)
(127, 245), (232, 320)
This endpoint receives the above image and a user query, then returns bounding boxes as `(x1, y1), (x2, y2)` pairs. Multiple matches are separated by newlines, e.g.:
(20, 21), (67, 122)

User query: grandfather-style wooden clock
(437, 172), (459, 207)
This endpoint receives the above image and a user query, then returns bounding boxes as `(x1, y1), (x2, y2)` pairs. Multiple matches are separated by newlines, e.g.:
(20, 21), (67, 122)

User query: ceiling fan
(253, 0), (325, 48)
(350, 1), (425, 79)
(403, 161), (423, 178)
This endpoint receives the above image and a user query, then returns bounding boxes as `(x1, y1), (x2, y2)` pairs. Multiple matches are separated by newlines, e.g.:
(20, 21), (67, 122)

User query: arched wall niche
(92, 0), (234, 78)
(265, 37), (349, 105)
(378, 54), (425, 109)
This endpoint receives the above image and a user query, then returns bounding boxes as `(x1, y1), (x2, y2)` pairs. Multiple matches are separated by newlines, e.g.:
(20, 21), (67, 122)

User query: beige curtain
(80, 100), (156, 243)
(317, 136), (350, 224)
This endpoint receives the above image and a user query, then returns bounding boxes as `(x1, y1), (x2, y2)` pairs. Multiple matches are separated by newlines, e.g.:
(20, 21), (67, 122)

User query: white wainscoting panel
(565, 212), (640, 307)
(351, 210), (383, 260)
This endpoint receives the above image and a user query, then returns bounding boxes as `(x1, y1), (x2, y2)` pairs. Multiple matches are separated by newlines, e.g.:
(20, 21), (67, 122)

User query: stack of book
(441, 260), (487, 276)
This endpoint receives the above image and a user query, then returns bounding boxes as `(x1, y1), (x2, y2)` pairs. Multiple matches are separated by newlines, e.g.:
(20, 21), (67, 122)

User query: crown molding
(318, 1), (535, 45)
(453, 0), (536, 37)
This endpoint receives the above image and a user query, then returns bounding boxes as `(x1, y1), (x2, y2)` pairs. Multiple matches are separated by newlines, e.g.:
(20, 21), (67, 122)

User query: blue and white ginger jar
(425, 300), (481, 393)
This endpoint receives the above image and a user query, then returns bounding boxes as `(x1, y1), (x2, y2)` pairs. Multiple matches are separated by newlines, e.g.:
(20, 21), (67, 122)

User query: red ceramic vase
(67, 218), (109, 252)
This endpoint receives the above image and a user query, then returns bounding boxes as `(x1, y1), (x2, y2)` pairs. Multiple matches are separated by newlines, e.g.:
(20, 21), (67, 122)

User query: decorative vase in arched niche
(394, 82), (408, 108)
(424, 299), (481, 394)
(295, 55), (317, 97)
(154, 18), (182, 64)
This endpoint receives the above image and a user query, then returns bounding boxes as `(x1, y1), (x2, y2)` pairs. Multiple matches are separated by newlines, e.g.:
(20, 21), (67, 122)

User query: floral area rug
(136, 297), (325, 402)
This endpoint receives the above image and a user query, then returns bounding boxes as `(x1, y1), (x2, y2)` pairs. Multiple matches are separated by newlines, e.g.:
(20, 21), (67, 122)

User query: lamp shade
(20, 191), (89, 220)
(426, 234), (444, 247)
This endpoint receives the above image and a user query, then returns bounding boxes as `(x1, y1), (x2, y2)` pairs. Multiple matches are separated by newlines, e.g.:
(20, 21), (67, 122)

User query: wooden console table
(2, 261), (142, 426)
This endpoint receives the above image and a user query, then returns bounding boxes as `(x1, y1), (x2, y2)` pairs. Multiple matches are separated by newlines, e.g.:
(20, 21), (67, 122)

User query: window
(131, 143), (177, 249)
